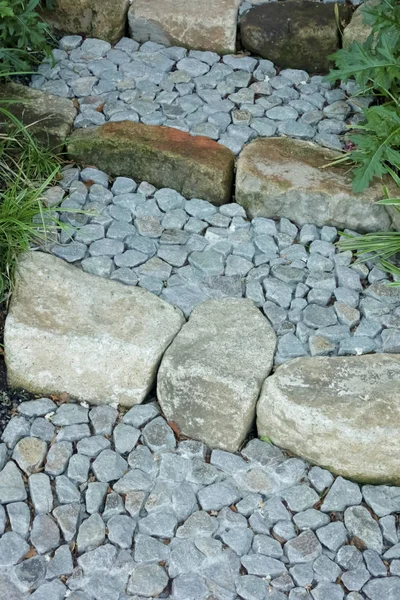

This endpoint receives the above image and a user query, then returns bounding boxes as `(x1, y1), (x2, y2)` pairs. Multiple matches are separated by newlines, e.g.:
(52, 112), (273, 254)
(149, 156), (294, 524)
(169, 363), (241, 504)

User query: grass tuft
(0, 114), (63, 302)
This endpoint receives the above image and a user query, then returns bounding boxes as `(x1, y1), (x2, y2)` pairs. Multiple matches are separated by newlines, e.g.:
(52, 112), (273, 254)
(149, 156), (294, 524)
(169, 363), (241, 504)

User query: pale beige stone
(5, 252), (184, 407)
(157, 298), (276, 452)
(257, 354), (400, 484)
(40, 0), (129, 45)
(343, 6), (373, 48)
(12, 437), (47, 475)
(236, 137), (394, 233)
(128, 0), (241, 54)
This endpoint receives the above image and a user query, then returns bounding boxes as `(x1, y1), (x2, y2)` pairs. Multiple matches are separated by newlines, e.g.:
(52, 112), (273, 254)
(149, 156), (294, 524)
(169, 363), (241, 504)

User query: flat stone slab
(236, 137), (393, 232)
(128, 0), (240, 54)
(158, 298), (276, 451)
(67, 122), (234, 206)
(0, 82), (76, 151)
(40, 1), (129, 44)
(5, 252), (184, 406)
(257, 354), (400, 484)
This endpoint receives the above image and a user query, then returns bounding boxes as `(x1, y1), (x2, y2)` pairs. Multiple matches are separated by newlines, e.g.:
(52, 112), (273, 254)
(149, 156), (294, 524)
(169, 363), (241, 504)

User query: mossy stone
(0, 82), (76, 151)
(67, 122), (235, 206)
(240, 0), (352, 74)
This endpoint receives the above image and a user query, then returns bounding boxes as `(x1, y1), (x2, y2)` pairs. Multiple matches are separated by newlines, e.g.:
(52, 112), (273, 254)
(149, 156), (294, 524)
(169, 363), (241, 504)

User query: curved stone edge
(67, 122), (235, 206)
(256, 354), (400, 485)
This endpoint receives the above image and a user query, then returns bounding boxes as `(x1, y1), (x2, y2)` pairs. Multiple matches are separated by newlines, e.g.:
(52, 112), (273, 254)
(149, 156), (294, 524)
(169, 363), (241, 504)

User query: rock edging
(5, 252), (185, 407)
(257, 354), (400, 484)
(67, 122), (235, 206)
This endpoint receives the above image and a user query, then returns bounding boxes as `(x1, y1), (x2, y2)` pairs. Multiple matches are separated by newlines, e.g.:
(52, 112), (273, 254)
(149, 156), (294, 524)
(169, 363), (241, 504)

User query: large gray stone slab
(257, 354), (400, 484)
(236, 138), (394, 232)
(5, 252), (184, 407)
(158, 298), (276, 451)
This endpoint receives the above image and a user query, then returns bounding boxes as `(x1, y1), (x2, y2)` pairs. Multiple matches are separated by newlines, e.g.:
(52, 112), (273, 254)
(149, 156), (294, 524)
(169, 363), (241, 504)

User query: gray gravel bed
(30, 36), (369, 154)
(48, 167), (400, 366)
(1, 398), (400, 599)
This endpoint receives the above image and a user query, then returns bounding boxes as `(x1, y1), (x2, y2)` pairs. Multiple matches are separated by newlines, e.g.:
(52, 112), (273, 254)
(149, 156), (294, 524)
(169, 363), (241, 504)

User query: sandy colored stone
(257, 354), (400, 484)
(68, 122), (234, 206)
(240, 1), (351, 73)
(5, 252), (184, 407)
(128, 0), (240, 54)
(343, 5), (374, 48)
(0, 83), (76, 151)
(236, 137), (393, 233)
(12, 437), (47, 475)
(40, 0), (129, 45)
(158, 298), (276, 452)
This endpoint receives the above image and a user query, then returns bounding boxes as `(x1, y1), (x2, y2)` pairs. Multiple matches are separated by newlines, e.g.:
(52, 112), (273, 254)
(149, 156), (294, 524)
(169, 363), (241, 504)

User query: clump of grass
(0, 115), (63, 302)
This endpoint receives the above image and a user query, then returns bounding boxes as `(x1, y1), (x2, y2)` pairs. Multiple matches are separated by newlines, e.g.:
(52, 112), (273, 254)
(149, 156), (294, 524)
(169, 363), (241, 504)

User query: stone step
(257, 353), (400, 484)
(235, 137), (394, 233)
(5, 252), (184, 407)
(67, 121), (235, 206)
(157, 297), (276, 452)
(128, 0), (241, 55)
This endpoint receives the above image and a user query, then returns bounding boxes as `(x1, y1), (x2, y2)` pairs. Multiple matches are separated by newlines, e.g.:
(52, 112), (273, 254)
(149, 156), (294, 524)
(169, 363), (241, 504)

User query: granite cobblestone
(0, 398), (399, 599)
(30, 36), (366, 154)
(51, 169), (400, 367)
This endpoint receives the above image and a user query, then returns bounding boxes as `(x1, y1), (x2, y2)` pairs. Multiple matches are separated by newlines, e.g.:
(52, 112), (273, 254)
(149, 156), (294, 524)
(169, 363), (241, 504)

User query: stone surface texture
(0, 82), (76, 150)
(240, 1), (351, 72)
(68, 121), (234, 206)
(5, 252), (184, 406)
(236, 137), (395, 232)
(0, 398), (400, 599)
(257, 354), (400, 484)
(37, 168), (400, 368)
(128, 0), (241, 54)
(343, 5), (373, 48)
(158, 298), (276, 451)
(40, 0), (130, 44)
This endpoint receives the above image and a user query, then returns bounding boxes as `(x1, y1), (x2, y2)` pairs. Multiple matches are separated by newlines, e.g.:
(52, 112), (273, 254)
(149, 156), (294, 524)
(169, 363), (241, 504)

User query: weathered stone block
(40, 0), (129, 45)
(5, 252), (184, 407)
(240, 1), (351, 73)
(68, 122), (235, 206)
(128, 0), (240, 54)
(0, 83), (76, 151)
(257, 354), (400, 484)
(236, 137), (393, 233)
(158, 298), (276, 452)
